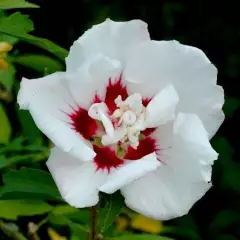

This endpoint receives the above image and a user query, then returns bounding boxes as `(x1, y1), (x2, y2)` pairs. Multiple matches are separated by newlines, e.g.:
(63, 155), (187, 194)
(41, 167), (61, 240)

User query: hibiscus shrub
(0, 1), (240, 240)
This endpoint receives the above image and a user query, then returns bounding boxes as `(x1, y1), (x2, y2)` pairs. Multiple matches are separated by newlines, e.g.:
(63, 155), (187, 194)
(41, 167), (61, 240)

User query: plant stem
(28, 222), (41, 240)
(89, 205), (98, 240)
(0, 220), (27, 240)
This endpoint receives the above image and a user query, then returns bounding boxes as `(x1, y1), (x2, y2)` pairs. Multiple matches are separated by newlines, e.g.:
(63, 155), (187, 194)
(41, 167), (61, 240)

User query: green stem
(90, 205), (98, 240)
(0, 220), (27, 240)
(36, 217), (48, 230)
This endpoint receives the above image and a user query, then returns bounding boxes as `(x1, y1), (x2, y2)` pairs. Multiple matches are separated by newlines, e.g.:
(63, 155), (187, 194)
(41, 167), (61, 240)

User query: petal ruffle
(47, 147), (107, 208)
(121, 113), (217, 220)
(145, 84), (179, 128)
(124, 40), (224, 138)
(99, 153), (160, 194)
(66, 19), (150, 72)
(65, 54), (122, 109)
(17, 72), (95, 161)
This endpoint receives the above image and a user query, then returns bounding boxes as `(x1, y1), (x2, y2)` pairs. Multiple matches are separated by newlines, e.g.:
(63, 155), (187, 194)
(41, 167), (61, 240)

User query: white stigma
(122, 110), (137, 125)
(88, 93), (147, 149)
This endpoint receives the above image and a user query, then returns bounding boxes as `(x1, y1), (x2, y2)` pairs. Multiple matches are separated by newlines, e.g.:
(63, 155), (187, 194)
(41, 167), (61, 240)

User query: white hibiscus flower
(17, 19), (224, 220)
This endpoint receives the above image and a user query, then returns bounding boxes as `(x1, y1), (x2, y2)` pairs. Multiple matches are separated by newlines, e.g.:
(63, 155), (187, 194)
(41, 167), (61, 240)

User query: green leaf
(0, 33), (18, 44)
(0, 12), (33, 44)
(69, 224), (88, 240)
(52, 205), (80, 216)
(0, 103), (11, 144)
(49, 206), (90, 237)
(98, 192), (124, 233)
(210, 210), (240, 231)
(168, 215), (200, 240)
(211, 137), (240, 191)
(0, 137), (24, 153)
(211, 136), (232, 168)
(161, 226), (201, 240)
(223, 96), (240, 118)
(0, 154), (26, 169)
(13, 54), (64, 73)
(0, 137), (47, 154)
(0, 64), (16, 92)
(110, 235), (174, 240)
(17, 108), (43, 142)
(0, 12), (34, 34)
(213, 235), (237, 240)
(0, 151), (49, 169)
(0, 13), (68, 60)
(52, 205), (89, 224)
(0, 0), (39, 9)
(13, 34), (68, 61)
(49, 205), (90, 233)
(70, 232), (87, 240)
(171, 215), (198, 234)
(0, 10), (6, 18)
(0, 168), (62, 200)
(221, 163), (240, 192)
(48, 213), (89, 234)
(0, 200), (53, 220)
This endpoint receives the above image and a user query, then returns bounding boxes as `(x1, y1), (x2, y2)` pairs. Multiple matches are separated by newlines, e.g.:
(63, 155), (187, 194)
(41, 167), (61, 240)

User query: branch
(0, 220), (27, 240)
(90, 205), (98, 240)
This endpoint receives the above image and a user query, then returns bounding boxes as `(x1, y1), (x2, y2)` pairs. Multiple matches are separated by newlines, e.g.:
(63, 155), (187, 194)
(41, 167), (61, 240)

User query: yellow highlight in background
(0, 42), (13, 71)
(131, 214), (163, 234)
(48, 228), (67, 240)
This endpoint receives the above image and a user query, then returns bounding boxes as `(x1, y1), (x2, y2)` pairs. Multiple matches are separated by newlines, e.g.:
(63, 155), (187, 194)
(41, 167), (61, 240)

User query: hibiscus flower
(17, 19), (224, 220)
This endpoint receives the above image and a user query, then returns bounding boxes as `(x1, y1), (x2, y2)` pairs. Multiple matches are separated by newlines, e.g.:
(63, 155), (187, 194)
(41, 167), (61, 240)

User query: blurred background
(0, 0), (240, 239)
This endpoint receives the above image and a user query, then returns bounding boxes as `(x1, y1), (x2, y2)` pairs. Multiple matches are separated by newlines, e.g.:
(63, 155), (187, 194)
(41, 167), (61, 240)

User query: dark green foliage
(0, 1), (240, 239)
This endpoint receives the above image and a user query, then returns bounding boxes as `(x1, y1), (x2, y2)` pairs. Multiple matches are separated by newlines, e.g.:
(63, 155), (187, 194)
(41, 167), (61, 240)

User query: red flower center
(68, 75), (158, 171)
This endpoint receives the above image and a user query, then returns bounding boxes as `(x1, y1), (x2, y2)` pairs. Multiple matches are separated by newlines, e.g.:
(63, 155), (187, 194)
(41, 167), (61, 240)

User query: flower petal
(17, 72), (95, 161)
(178, 85), (224, 139)
(121, 113), (217, 220)
(145, 85), (179, 128)
(105, 77), (129, 114)
(66, 19), (150, 72)
(124, 137), (158, 160)
(124, 40), (224, 138)
(93, 145), (124, 172)
(125, 40), (216, 85)
(47, 147), (107, 208)
(65, 54), (121, 109)
(69, 107), (98, 140)
(99, 153), (160, 194)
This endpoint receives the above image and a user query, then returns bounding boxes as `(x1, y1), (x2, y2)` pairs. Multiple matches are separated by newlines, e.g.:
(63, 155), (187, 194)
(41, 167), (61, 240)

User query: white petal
(65, 54), (121, 109)
(66, 19), (150, 72)
(177, 85), (224, 139)
(99, 153), (160, 194)
(146, 85), (179, 127)
(125, 40), (215, 85)
(152, 122), (173, 148)
(17, 73), (95, 161)
(47, 147), (107, 208)
(124, 40), (224, 138)
(121, 113), (218, 220)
